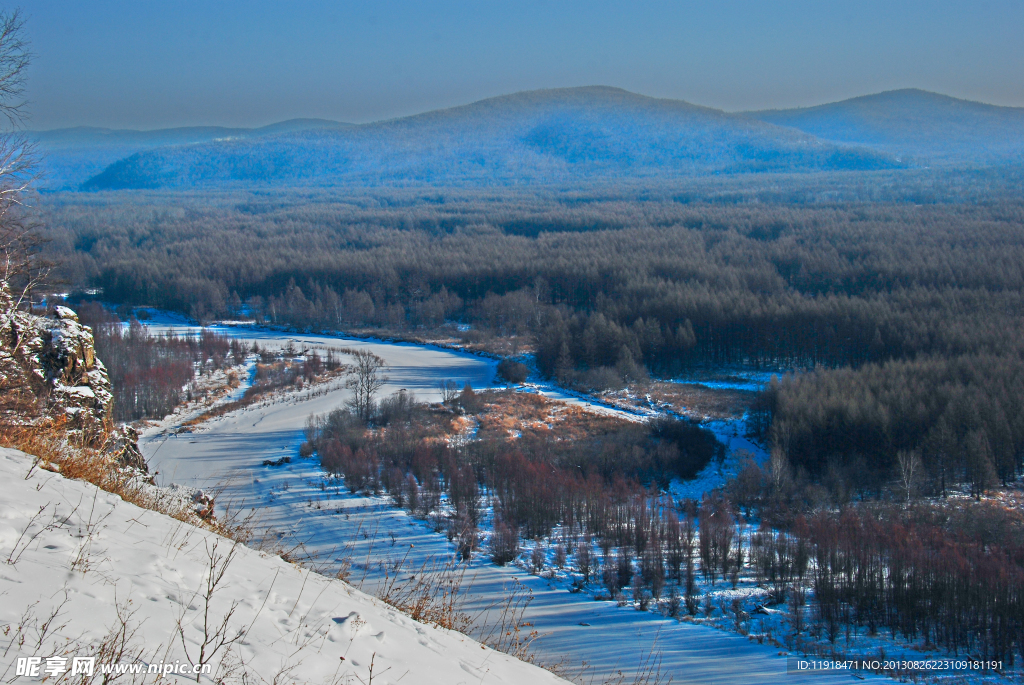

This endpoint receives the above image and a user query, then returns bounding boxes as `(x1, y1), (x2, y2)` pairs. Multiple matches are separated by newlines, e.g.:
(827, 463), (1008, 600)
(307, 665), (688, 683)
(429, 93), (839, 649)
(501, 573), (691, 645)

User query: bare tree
(0, 10), (48, 422)
(346, 350), (388, 421)
(0, 10), (29, 126)
(767, 447), (792, 501)
(437, 379), (460, 404)
(896, 449), (922, 503)
(0, 8), (42, 317)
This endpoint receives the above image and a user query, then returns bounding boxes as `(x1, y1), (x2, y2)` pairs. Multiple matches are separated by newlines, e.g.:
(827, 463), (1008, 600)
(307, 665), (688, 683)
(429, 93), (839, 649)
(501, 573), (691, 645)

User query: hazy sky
(17, 0), (1024, 130)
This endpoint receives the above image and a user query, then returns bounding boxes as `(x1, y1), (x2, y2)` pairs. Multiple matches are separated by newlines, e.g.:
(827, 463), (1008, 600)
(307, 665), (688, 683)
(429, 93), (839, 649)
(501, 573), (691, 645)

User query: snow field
(0, 447), (570, 684)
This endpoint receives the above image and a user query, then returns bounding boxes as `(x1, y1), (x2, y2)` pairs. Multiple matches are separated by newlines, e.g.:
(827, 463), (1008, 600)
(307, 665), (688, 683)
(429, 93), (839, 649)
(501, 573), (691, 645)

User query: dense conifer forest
(42, 177), (1024, 494)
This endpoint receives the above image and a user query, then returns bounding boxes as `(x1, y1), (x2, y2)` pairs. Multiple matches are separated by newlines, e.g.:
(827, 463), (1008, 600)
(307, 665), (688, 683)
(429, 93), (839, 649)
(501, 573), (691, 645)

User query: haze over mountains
(28, 118), (350, 189)
(748, 89), (1024, 166)
(27, 87), (1024, 191)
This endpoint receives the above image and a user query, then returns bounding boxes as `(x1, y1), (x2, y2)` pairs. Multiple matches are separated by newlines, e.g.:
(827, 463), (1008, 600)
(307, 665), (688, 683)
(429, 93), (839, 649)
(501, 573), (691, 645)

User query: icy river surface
(137, 318), (878, 685)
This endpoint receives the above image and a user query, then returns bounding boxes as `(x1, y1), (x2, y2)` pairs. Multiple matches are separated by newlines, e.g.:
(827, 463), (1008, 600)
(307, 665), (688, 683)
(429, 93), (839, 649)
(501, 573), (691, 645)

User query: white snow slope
(0, 447), (570, 684)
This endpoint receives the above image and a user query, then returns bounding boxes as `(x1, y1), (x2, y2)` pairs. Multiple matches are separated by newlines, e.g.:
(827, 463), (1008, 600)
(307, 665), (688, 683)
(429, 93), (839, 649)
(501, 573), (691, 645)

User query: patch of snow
(668, 369), (784, 393)
(670, 417), (768, 502)
(61, 385), (96, 399)
(517, 382), (652, 422)
(53, 305), (78, 321)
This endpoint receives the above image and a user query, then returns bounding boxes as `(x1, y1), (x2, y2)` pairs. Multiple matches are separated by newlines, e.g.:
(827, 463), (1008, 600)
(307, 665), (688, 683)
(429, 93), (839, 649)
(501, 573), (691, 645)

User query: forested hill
(747, 89), (1024, 166)
(77, 87), (899, 190)
(28, 118), (351, 189)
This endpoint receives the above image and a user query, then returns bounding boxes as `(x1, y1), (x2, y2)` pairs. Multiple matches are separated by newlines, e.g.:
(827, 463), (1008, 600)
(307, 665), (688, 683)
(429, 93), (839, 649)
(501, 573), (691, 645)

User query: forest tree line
(43, 188), (1024, 487)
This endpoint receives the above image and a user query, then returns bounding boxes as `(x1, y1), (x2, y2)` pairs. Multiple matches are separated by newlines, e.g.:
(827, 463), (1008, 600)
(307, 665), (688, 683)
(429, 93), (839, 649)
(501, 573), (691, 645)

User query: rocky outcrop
(1, 299), (146, 471)
(33, 306), (114, 423)
(104, 422), (148, 472)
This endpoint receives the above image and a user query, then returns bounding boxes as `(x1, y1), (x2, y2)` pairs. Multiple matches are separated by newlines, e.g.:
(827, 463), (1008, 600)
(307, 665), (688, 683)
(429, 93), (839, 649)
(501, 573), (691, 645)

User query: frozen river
(140, 318), (497, 487)
(137, 318), (878, 684)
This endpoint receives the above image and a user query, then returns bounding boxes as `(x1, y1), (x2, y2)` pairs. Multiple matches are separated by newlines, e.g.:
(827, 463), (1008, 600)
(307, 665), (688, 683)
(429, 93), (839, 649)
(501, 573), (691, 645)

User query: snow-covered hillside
(0, 447), (569, 684)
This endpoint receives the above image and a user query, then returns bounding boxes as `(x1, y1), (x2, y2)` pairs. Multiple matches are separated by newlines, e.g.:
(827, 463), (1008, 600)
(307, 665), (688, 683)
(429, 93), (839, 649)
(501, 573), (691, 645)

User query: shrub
(491, 520), (520, 565)
(496, 359), (530, 384)
(457, 383), (483, 413)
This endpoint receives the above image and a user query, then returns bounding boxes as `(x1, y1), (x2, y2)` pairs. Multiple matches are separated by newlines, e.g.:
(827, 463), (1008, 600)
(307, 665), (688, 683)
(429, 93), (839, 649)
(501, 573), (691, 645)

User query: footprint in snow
(460, 661), (484, 678)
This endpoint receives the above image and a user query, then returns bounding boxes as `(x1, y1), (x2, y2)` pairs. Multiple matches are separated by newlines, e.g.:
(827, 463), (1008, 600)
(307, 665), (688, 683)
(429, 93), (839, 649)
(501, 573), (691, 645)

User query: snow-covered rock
(1, 296), (145, 470)
(29, 305), (113, 420)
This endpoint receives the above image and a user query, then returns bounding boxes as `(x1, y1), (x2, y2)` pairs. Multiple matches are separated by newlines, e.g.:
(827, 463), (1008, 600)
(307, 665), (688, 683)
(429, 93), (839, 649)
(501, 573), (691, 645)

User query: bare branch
(0, 10), (30, 128)
(345, 350), (388, 422)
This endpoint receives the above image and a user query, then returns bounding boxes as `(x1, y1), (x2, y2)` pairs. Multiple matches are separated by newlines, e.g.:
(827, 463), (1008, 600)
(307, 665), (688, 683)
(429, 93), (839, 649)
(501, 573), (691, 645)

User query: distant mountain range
(25, 87), (1024, 191)
(28, 119), (350, 189)
(745, 89), (1024, 166)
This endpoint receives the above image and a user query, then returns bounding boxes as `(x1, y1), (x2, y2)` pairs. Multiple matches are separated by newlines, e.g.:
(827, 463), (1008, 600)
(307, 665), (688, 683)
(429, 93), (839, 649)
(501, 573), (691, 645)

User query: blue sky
(18, 0), (1024, 130)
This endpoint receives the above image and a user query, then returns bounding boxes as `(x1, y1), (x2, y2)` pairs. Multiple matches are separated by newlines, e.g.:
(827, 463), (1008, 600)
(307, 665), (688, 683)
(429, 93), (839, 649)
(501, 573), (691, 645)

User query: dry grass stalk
(175, 539), (246, 681)
(375, 553), (472, 632)
(476, 579), (540, 662)
(0, 423), (214, 531)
